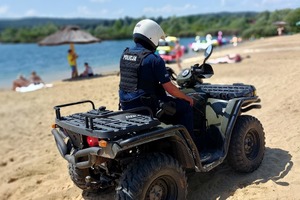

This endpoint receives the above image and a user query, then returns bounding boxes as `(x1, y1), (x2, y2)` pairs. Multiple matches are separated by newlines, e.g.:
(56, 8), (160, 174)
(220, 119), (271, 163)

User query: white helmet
(133, 19), (165, 50)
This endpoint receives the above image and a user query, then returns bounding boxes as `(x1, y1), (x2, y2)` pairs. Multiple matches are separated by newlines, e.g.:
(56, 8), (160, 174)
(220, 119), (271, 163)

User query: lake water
(0, 37), (198, 89)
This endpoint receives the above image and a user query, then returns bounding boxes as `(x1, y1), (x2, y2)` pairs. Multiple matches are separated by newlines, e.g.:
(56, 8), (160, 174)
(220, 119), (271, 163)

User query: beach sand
(0, 34), (299, 200)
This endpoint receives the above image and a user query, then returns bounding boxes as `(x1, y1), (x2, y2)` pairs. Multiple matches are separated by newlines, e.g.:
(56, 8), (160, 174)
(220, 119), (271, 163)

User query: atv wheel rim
(146, 176), (177, 200)
(244, 129), (260, 160)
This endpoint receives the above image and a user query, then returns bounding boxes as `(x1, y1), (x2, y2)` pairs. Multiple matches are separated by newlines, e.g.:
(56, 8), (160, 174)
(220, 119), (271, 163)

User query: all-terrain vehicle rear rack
(54, 100), (161, 139)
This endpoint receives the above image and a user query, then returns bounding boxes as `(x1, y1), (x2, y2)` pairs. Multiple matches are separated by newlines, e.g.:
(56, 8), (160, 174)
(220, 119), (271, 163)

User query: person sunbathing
(208, 54), (246, 64)
(12, 75), (31, 90)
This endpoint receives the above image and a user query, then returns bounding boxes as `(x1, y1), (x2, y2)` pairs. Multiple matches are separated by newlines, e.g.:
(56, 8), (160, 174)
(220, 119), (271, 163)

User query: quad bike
(51, 45), (265, 200)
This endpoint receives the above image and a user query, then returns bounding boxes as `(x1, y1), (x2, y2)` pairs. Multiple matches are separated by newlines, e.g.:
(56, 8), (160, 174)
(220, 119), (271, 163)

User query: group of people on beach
(67, 49), (94, 78)
(12, 50), (94, 91)
(12, 71), (44, 91)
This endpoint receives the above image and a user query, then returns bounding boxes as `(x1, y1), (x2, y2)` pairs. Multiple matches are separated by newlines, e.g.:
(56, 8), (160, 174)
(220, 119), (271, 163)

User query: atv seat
(198, 83), (256, 100)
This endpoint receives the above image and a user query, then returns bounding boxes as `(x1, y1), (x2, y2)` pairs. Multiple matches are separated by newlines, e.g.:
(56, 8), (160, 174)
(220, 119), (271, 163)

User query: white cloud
(254, 0), (297, 10)
(112, 9), (124, 16)
(221, 0), (226, 6)
(76, 6), (118, 17)
(77, 6), (92, 15)
(0, 5), (9, 14)
(262, 0), (284, 4)
(25, 9), (38, 17)
(97, 9), (109, 16)
(143, 4), (197, 15)
(90, 0), (110, 3)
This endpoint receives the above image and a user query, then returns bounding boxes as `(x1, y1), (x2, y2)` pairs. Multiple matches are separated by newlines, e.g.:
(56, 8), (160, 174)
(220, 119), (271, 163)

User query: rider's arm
(151, 56), (194, 106)
(162, 81), (194, 106)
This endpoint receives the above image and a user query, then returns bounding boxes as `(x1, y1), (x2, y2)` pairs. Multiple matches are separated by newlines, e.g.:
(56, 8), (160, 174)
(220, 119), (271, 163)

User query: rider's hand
(187, 96), (194, 107)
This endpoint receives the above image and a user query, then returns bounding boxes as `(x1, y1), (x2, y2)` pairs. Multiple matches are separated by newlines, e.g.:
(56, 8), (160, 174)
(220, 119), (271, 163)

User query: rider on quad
(51, 22), (265, 199)
(118, 19), (201, 149)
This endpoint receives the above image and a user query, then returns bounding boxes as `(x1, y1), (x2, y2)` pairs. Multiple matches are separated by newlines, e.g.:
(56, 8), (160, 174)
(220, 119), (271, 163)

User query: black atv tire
(227, 115), (265, 173)
(115, 153), (187, 200)
(68, 163), (98, 192)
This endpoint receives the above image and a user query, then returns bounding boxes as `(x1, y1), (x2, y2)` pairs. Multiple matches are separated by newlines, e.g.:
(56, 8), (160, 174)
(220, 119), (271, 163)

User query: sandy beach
(0, 34), (300, 200)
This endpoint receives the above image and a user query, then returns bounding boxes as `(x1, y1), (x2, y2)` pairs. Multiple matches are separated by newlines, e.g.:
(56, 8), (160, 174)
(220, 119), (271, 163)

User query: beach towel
(15, 83), (53, 93)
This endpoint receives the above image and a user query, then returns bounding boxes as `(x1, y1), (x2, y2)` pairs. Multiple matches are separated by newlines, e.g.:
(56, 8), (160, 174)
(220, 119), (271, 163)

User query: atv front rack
(197, 83), (256, 100)
(53, 100), (161, 138)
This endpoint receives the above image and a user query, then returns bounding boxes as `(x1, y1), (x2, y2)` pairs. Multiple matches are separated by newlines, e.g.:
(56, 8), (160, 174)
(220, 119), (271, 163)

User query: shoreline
(0, 36), (240, 90)
(0, 43), (238, 90)
(0, 35), (295, 91)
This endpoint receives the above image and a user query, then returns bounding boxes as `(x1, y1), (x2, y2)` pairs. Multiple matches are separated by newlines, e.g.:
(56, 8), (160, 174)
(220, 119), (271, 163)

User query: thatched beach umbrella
(273, 21), (287, 26)
(38, 25), (100, 77)
(273, 21), (287, 36)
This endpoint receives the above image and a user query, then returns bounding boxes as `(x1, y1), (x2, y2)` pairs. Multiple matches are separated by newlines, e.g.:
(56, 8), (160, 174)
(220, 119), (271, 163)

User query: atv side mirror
(199, 64), (214, 78)
(192, 63), (214, 79)
(203, 45), (213, 64)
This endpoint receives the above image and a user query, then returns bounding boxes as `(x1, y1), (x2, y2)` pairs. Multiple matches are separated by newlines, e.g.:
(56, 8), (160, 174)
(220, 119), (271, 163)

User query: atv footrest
(201, 149), (224, 164)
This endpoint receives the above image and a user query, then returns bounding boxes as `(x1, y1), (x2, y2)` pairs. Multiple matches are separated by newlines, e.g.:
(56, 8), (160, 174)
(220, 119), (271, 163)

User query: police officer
(119, 19), (200, 148)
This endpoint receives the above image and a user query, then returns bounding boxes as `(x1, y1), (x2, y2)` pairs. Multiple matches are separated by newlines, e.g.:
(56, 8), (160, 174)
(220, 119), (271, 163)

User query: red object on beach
(160, 53), (177, 62)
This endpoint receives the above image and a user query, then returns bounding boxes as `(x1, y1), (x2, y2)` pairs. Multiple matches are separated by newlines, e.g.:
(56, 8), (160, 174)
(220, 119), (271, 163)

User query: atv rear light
(51, 124), (57, 128)
(99, 140), (107, 148)
(86, 136), (99, 147)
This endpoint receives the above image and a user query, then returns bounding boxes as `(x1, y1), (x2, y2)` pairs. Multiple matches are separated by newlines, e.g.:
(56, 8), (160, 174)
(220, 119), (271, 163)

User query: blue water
(0, 37), (196, 89)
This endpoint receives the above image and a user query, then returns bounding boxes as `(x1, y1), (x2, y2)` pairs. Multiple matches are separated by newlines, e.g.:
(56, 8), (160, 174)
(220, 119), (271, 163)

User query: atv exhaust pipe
(51, 128), (102, 169)
(51, 128), (68, 157)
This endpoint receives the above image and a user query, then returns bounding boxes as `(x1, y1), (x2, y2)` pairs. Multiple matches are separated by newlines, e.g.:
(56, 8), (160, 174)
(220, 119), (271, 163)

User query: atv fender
(116, 125), (202, 171)
(205, 96), (261, 160)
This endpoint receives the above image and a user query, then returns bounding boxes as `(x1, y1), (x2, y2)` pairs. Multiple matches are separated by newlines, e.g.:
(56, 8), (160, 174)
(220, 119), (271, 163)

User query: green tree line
(0, 8), (299, 43)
